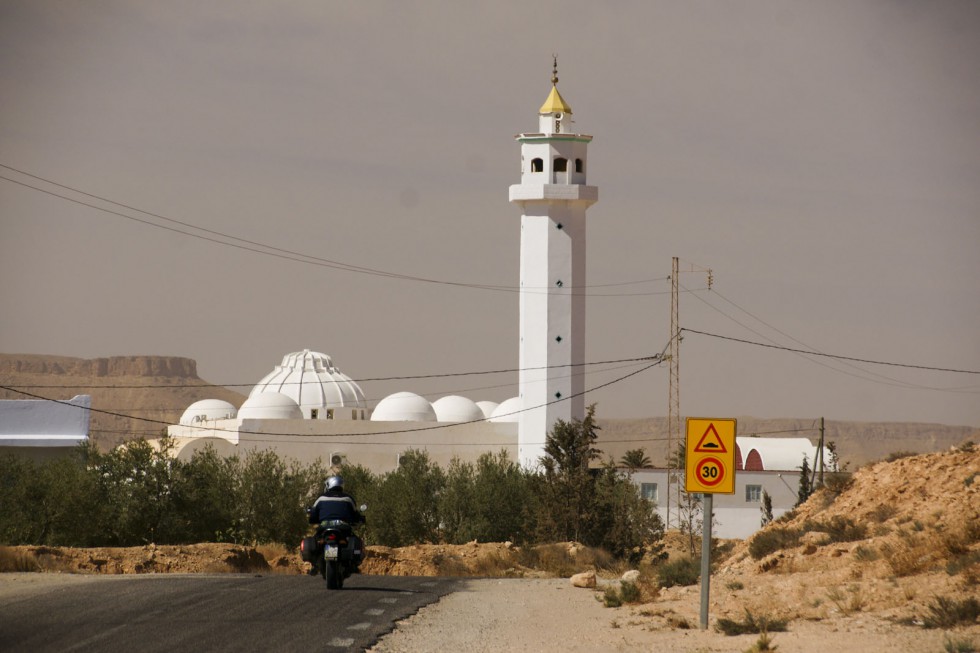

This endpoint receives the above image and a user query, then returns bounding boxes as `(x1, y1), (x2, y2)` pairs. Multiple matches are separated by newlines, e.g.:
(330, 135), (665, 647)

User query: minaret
(509, 59), (598, 468)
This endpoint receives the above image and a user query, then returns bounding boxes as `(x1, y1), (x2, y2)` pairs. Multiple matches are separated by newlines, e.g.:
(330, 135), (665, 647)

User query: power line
(681, 328), (980, 375)
(0, 350), (668, 441)
(0, 164), (675, 297)
(3, 355), (661, 389)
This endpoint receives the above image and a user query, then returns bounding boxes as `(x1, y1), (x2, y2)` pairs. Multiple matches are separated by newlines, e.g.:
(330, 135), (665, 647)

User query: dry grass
(0, 546), (40, 572)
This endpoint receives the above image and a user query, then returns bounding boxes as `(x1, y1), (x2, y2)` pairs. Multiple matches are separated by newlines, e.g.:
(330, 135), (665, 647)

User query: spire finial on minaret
(539, 55), (572, 116)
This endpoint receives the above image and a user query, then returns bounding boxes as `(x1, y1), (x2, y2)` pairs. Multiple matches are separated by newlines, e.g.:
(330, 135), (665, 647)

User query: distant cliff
(0, 354), (198, 378)
(0, 354), (245, 450)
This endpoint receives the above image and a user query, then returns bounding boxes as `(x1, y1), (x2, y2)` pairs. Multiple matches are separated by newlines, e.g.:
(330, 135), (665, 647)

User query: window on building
(326, 409), (334, 420)
(531, 158), (543, 172)
(554, 157), (568, 172)
(640, 483), (658, 503)
(575, 158), (583, 173)
(310, 408), (318, 419)
(745, 484), (762, 502)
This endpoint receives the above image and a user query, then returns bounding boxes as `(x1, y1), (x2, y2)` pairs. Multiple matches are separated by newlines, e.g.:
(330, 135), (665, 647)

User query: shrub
(884, 450), (917, 463)
(619, 580), (642, 603)
(715, 610), (788, 636)
(826, 585), (865, 615)
(805, 516), (867, 543)
(921, 596), (980, 629)
(749, 527), (803, 560)
(602, 585), (623, 607)
(601, 580), (646, 608)
(942, 633), (977, 653)
(745, 631), (779, 653)
(657, 556), (699, 588)
(868, 503), (898, 523)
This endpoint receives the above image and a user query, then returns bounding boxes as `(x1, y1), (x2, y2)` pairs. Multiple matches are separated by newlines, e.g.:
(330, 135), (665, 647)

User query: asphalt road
(0, 573), (460, 652)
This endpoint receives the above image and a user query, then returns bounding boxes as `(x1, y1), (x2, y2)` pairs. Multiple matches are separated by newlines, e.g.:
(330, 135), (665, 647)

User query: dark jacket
(308, 488), (364, 525)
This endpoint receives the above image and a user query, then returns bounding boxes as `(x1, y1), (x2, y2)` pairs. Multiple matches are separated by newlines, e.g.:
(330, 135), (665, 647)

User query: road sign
(686, 418), (736, 494)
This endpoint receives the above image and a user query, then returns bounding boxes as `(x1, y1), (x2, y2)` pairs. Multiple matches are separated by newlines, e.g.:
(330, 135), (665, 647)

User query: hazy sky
(2, 1), (978, 427)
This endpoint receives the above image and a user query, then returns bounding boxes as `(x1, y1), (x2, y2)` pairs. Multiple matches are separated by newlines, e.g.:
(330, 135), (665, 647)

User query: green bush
(715, 610), (788, 636)
(805, 516), (867, 543)
(749, 527), (803, 560)
(922, 596), (980, 629)
(657, 556), (699, 587)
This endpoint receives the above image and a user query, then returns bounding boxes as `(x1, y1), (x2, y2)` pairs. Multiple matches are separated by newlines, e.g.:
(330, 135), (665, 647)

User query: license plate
(324, 546), (339, 560)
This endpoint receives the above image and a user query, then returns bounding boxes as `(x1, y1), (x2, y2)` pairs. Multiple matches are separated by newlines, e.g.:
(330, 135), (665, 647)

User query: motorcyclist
(307, 475), (365, 576)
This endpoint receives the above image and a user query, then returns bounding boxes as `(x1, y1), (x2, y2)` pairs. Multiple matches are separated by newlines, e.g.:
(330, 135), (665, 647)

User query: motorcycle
(301, 505), (366, 590)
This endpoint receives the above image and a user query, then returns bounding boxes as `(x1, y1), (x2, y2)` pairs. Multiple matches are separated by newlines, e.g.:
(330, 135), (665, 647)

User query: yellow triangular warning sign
(694, 423), (728, 453)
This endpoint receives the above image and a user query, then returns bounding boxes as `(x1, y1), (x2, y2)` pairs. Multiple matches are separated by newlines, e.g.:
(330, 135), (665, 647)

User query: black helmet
(325, 475), (344, 493)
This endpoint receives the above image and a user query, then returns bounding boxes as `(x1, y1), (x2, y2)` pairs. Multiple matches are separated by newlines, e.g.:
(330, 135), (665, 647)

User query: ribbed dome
(488, 397), (521, 423)
(475, 401), (499, 419)
(179, 399), (237, 425)
(250, 350), (366, 420)
(238, 393), (303, 420)
(371, 392), (436, 422)
(432, 395), (485, 423)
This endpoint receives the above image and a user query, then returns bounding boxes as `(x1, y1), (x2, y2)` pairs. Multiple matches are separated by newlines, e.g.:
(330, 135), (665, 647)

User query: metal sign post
(685, 417), (736, 631)
(700, 493), (713, 630)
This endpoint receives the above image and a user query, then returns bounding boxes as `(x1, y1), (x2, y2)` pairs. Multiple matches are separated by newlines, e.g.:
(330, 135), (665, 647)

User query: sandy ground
(368, 577), (972, 653)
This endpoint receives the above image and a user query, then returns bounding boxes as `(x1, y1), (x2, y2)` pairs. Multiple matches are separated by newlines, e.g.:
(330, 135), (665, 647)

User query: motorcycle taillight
(327, 533), (337, 541)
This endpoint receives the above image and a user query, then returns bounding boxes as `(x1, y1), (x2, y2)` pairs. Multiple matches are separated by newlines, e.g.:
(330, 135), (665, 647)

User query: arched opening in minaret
(554, 157), (568, 172)
(575, 158), (584, 173)
(531, 158), (543, 173)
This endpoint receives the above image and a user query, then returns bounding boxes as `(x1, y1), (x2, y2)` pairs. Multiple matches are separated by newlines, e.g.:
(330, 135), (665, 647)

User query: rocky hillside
(0, 354), (246, 449)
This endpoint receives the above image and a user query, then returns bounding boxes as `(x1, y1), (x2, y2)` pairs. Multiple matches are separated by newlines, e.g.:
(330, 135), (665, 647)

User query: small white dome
(250, 349), (366, 419)
(432, 395), (485, 423)
(179, 399), (237, 425)
(371, 392), (436, 422)
(475, 401), (499, 419)
(238, 393), (303, 420)
(488, 397), (521, 423)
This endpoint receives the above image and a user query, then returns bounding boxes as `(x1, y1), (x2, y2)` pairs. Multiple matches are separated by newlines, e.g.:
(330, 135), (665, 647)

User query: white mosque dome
(488, 397), (521, 423)
(371, 392), (437, 422)
(432, 395), (485, 423)
(250, 349), (366, 420)
(179, 399), (237, 425)
(475, 401), (499, 419)
(737, 437), (820, 472)
(238, 393), (303, 420)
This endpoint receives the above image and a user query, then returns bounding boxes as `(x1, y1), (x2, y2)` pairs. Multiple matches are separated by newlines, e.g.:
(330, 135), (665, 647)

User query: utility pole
(810, 416), (826, 489)
(666, 256), (680, 529)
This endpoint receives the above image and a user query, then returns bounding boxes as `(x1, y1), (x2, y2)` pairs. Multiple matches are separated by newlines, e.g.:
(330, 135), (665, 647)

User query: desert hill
(1, 353), (975, 463)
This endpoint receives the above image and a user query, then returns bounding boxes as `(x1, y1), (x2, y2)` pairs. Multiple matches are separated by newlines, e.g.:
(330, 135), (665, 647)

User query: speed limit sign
(685, 418), (736, 494)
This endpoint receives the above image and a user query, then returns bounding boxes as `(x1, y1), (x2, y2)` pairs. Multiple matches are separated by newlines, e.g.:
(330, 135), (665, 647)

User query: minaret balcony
(509, 184), (598, 205)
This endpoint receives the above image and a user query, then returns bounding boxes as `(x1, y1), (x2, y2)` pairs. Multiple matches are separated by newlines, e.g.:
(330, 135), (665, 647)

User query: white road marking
(327, 638), (355, 647)
(347, 622), (372, 631)
(364, 608), (385, 616)
(379, 597), (398, 604)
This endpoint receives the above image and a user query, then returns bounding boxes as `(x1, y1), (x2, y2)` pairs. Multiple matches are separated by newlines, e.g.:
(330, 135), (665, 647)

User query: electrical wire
(681, 328), (980, 375)
(4, 354), (661, 389)
(0, 164), (674, 297)
(0, 346), (668, 442)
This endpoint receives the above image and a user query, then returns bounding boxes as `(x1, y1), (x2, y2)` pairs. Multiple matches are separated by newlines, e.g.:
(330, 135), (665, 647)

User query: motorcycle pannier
(300, 536), (318, 563)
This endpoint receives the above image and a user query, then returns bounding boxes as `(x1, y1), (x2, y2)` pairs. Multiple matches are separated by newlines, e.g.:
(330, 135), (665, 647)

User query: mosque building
(163, 66), (824, 539)
(166, 63), (596, 471)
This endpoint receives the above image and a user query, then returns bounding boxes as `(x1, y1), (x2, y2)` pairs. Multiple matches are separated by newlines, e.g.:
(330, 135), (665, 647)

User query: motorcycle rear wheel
(325, 560), (343, 589)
